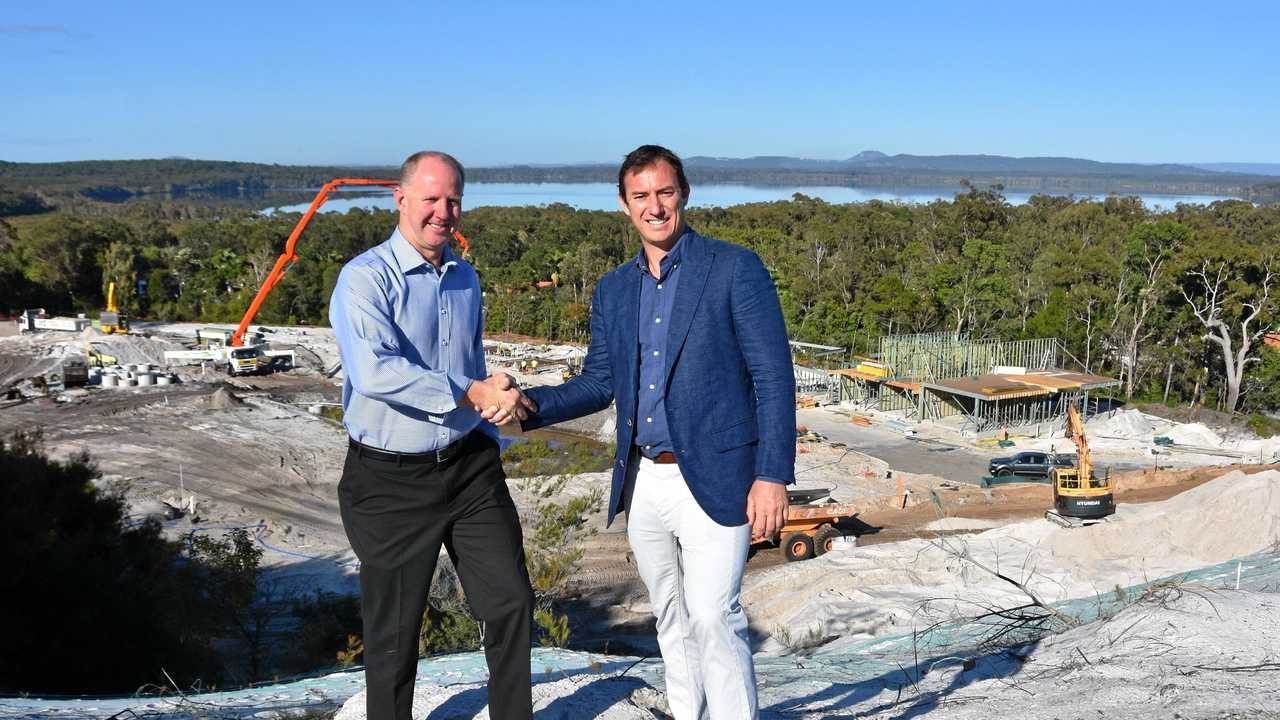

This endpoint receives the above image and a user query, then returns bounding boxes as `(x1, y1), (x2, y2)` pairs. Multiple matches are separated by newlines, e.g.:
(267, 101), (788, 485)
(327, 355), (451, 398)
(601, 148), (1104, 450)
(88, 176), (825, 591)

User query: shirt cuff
(754, 475), (789, 485)
(449, 375), (474, 406)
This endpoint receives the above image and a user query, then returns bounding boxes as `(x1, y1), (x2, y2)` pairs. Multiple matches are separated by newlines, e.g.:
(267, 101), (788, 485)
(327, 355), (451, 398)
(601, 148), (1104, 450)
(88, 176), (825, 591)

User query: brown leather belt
(649, 451), (678, 464)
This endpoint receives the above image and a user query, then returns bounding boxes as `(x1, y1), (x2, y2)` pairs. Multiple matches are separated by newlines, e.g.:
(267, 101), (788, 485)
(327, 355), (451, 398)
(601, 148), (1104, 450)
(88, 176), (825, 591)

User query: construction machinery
(229, 178), (469, 348)
(60, 358), (89, 388)
(16, 309), (92, 333)
(98, 282), (129, 334)
(752, 487), (859, 562)
(163, 338), (294, 376)
(1047, 404), (1116, 525)
(85, 341), (118, 367)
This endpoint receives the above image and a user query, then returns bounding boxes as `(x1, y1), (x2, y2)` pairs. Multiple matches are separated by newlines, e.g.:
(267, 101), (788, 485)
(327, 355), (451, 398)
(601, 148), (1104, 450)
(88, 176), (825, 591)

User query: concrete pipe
(137, 373), (155, 386)
(101, 374), (119, 388)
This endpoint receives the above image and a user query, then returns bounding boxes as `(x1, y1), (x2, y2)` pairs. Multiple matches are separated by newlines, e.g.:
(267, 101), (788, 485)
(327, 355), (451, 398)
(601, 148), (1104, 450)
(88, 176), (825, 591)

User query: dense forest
(1, 186), (1277, 415)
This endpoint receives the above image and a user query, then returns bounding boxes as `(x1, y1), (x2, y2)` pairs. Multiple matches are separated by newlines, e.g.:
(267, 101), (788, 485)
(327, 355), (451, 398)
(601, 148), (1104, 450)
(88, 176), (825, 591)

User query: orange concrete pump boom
(230, 178), (470, 347)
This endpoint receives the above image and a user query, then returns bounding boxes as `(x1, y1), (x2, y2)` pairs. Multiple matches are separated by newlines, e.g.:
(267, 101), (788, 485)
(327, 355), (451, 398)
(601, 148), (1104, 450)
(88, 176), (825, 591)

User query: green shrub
(0, 431), (215, 693)
(1246, 413), (1280, 439)
(287, 592), (362, 673)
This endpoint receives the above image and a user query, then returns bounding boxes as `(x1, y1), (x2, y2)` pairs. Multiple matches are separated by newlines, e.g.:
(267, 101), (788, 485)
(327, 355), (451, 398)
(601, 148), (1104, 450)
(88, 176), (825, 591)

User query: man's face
(394, 157), (463, 260)
(618, 160), (687, 250)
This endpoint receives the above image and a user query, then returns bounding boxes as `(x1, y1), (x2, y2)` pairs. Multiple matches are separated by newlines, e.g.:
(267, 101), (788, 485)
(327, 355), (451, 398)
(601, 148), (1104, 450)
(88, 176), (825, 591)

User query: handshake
(465, 373), (537, 426)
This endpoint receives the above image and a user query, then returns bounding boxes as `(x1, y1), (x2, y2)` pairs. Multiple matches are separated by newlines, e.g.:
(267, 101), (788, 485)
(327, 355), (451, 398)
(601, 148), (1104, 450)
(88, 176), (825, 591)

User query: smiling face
(618, 159), (688, 252)
(394, 156), (463, 263)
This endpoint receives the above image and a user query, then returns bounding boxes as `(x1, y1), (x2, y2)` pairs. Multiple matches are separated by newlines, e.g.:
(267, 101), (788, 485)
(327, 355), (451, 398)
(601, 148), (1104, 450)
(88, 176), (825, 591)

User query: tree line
(2, 188), (1277, 414)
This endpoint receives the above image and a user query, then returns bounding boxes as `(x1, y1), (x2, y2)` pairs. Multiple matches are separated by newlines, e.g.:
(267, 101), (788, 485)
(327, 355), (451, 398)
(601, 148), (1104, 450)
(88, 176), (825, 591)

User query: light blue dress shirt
(329, 228), (495, 453)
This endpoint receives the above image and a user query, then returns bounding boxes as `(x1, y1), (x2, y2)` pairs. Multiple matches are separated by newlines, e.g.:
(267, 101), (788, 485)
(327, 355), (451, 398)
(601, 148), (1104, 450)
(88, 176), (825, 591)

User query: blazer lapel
(663, 230), (713, 386)
(615, 267), (642, 398)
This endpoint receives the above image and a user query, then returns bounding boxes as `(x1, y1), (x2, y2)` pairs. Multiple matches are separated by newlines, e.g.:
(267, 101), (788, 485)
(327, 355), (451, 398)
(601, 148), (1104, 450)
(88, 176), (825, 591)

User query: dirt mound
(205, 385), (247, 409)
(80, 329), (185, 367)
(1086, 408), (1166, 439)
(745, 469), (1280, 653)
(1164, 421), (1225, 447)
(1047, 469), (1280, 567)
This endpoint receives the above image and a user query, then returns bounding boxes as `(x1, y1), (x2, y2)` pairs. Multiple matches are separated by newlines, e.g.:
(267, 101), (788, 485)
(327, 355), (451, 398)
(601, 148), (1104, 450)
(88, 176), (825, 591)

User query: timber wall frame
(873, 334), (1060, 415)
(878, 333), (1059, 382)
(839, 334), (1117, 431)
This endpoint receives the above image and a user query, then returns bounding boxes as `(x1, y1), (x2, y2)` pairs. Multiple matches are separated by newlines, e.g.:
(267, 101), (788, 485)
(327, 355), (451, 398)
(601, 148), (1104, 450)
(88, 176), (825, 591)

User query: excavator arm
(1065, 403), (1092, 481)
(230, 178), (471, 347)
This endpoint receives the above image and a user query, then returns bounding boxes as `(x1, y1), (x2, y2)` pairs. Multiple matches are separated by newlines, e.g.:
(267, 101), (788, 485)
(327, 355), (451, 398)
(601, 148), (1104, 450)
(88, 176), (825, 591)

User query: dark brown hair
(617, 145), (689, 199)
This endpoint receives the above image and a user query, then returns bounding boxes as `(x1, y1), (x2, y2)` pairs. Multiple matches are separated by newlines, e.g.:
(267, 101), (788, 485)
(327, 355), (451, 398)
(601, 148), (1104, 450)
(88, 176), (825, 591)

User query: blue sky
(3, 1), (1278, 166)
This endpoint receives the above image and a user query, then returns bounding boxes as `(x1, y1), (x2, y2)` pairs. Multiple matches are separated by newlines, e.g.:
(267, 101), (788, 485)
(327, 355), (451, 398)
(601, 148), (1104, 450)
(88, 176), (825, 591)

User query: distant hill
(3, 154), (1279, 208)
(1192, 162), (1280, 177)
(684, 152), (1231, 179)
(0, 159), (397, 204)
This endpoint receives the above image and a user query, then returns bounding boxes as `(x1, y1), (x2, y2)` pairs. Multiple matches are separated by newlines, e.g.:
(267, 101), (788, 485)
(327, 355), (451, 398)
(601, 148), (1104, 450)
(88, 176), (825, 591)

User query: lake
(265, 182), (1236, 215)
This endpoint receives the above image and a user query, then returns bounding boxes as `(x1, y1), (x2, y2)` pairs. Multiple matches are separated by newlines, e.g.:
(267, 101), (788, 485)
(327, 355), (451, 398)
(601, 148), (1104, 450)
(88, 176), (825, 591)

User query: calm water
(266, 182), (1236, 215)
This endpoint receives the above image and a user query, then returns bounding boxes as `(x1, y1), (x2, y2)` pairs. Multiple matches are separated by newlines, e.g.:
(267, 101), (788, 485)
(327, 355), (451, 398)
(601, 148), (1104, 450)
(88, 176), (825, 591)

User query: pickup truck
(988, 451), (1075, 479)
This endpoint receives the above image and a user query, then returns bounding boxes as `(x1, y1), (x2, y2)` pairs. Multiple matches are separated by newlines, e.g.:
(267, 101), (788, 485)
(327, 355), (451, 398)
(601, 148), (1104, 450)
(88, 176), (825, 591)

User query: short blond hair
(399, 150), (465, 188)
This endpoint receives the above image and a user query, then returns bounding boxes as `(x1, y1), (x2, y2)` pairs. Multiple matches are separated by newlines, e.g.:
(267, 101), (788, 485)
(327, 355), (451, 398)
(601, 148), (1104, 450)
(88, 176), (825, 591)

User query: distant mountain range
(681, 152), (1240, 179)
(469, 151), (1280, 202)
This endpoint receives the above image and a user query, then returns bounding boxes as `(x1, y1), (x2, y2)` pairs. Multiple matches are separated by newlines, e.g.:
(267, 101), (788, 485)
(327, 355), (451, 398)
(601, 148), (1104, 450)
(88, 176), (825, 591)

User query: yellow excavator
(99, 282), (129, 334)
(85, 341), (118, 367)
(1047, 404), (1116, 525)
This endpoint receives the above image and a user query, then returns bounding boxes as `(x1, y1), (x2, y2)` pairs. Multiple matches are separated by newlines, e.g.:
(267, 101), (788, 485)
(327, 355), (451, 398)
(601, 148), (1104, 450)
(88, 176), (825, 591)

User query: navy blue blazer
(523, 229), (796, 527)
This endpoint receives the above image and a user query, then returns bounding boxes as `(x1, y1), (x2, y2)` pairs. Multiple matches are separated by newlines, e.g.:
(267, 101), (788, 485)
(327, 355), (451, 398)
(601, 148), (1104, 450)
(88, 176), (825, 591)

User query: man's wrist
(462, 376), (486, 406)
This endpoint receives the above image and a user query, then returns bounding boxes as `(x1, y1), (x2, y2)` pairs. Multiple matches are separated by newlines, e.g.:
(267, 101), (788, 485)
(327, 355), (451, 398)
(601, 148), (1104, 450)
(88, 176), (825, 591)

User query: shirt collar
(390, 227), (459, 275)
(633, 225), (692, 276)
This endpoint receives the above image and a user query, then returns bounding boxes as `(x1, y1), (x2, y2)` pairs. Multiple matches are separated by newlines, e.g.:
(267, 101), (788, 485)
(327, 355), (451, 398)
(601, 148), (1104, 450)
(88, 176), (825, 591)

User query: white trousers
(626, 456), (757, 720)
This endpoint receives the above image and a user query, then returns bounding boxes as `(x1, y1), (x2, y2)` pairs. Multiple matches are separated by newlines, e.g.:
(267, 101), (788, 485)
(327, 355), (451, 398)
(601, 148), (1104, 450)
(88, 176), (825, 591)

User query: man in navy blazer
(519, 145), (795, 719)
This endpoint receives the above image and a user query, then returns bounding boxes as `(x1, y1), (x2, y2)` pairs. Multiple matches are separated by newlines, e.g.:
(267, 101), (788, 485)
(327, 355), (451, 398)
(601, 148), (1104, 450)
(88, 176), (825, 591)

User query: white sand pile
(1238, 434), (1280, 462)
(1085, 408), (1165, 439)
(830, 590), (1280, 720)
(1163, 421), (1224, 447)
(924, 517), (1004, 531)
(744, 469), (1280, 653)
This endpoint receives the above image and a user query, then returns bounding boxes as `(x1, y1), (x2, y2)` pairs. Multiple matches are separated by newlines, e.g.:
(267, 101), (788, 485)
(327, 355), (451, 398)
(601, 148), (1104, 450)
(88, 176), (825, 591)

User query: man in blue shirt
(329, 151), (536, 720)
(517, 145), (795, 719)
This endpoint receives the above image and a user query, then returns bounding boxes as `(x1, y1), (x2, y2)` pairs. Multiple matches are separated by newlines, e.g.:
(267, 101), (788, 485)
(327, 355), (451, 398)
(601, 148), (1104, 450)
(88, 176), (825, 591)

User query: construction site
(3, 305), (1279, 719)
(3, 174), (1279, 718)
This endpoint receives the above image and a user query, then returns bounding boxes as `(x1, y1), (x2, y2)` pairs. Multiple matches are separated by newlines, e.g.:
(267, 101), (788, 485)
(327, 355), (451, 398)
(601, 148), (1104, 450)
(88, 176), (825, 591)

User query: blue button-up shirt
(329, 228), (494, 453)
(634, 231), (687, 457)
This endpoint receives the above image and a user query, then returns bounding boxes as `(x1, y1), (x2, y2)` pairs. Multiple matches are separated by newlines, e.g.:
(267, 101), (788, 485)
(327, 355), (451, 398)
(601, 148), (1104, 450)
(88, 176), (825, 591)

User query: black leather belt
(349, 433), (471, 467)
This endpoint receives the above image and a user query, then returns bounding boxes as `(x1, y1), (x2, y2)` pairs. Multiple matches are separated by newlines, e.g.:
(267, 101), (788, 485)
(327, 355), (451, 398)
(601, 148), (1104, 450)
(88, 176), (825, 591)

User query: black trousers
(338, 432), (534, 720)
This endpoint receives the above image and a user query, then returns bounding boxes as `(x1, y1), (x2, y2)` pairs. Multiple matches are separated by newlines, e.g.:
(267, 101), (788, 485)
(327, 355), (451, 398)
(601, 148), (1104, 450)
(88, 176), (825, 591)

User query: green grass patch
(504, 436), (613, 477)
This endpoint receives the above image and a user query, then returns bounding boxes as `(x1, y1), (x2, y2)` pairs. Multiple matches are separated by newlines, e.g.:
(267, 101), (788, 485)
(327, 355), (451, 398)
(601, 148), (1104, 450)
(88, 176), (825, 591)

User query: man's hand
(746, 479), (788, 541)
(466, 373), (537, 426)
